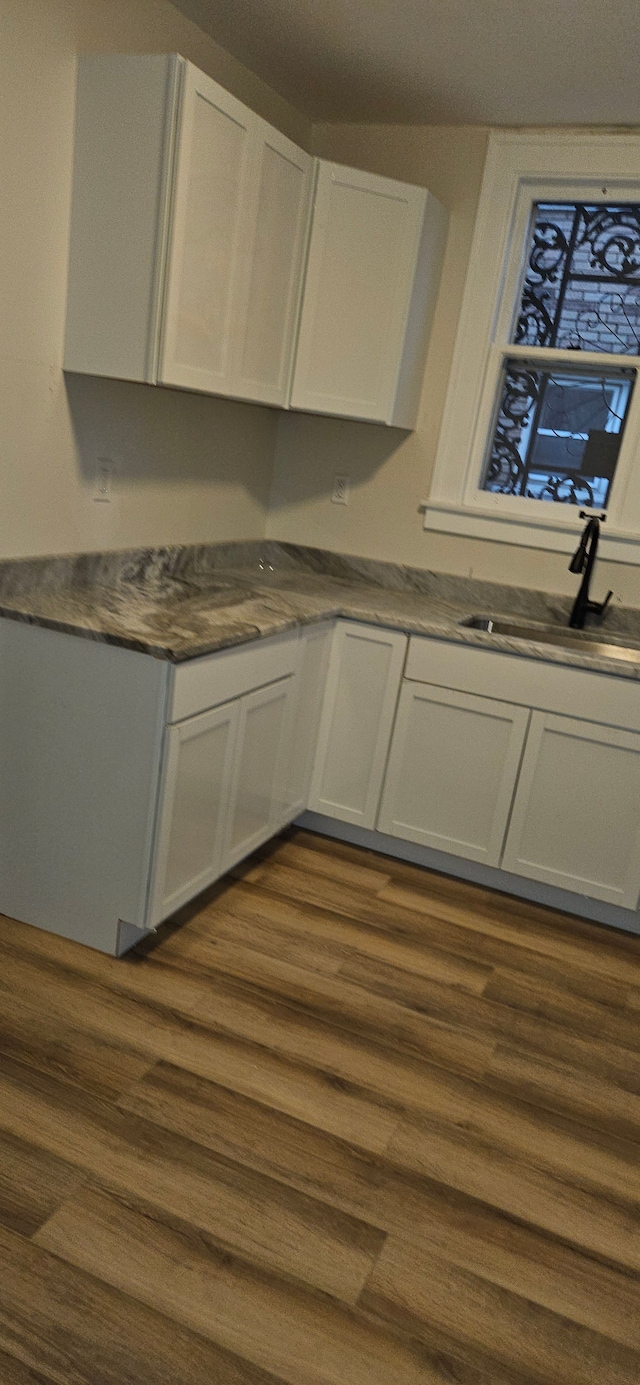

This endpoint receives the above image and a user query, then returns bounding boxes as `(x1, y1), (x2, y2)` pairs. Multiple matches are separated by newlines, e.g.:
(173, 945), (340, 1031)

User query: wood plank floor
(0, 827), (639, 1384)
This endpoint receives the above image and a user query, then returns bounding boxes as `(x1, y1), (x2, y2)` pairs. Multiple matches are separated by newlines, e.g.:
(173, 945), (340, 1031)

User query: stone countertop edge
(1, 538), (640, 681)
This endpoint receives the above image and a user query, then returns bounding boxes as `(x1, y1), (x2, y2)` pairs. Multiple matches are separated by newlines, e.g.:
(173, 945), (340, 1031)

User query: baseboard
(296, 811), (640, 937)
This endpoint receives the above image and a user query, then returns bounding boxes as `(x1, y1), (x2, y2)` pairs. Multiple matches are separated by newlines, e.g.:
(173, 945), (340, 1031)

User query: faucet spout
(568, 512), (613, 629)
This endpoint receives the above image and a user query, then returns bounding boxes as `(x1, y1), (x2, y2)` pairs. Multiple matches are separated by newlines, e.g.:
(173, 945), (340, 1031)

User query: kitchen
(2, 2), (640, 1381)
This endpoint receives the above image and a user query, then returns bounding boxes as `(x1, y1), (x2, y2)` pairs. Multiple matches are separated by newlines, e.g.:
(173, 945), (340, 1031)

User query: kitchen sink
(459, 615), (640, 664)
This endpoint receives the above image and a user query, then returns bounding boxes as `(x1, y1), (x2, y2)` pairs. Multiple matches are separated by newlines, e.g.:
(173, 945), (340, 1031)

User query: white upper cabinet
(64, 54), (314, 407)
(289, 162), (447, 427)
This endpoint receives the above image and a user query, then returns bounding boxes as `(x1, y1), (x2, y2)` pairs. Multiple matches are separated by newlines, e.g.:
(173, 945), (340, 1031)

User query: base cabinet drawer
(502, 712), (640, 907)
(378, 681), (530, 867)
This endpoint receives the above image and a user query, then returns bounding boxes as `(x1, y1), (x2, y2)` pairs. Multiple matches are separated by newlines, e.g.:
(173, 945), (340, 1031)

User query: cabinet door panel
(149, 699), (240, 926)
(309, 622), (407, 828)
(502, 712), (640, 906)
(159, 65), (254, 393)
(290, 163), (426, 422)
(233, 126), (314, 406)
(224, 676), (295, 868)
(378, 682), (529, 866)
(283, 621), (333, 819)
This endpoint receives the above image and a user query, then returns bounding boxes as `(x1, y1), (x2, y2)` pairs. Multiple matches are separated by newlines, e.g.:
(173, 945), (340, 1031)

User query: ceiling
(173, 0), (640, 126)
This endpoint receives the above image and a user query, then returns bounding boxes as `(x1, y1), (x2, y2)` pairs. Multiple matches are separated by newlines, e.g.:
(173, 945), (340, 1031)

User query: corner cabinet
(64, 56), (447, 427)
(64, 54), (314, 408)
(290, 162), (448, 426)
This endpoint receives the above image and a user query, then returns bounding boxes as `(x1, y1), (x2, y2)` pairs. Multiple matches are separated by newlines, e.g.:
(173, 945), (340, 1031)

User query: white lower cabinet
(308, 622), (407, 828)
(149, 698), (240, 927)
(223, 676), (297, 870)
(502, 711), (640, 907)
(378, 681), (530, 866)
(284, 621), (334, 819)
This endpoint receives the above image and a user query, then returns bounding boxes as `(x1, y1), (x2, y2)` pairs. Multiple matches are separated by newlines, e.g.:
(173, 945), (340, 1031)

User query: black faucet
(568, 511), (613, 629)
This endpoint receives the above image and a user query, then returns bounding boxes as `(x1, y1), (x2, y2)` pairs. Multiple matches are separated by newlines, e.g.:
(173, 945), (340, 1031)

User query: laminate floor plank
(360, 1235), (640, 1385)
(140, 935), (497, 1076)
(0, 1128), (81, 1238)
(117, 1060), (640, 1350)
(153, 917), (344, 977)
(201, 886), (494, 993)
(336, 952), (640, 1091)
(34, 1183), (498, 1385)
(119, 1061), (392, 1215)
(377, 879), (640, 985)
(366, 1164), (640, 1351)
(0, 1224), (282, 1385)
(0, 1057), (384, 1304)
(243, 863), (640, 1012)
(487, 1042), (640, 1144)
(387, 1111), (640, 1272)
(2, 827), (640, 1383)
(0, 1346), (59, 1384)
(0, 984), (152, 1098)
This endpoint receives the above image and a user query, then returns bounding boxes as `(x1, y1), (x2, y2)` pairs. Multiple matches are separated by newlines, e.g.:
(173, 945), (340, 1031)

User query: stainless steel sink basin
(459, 615), (640, 664)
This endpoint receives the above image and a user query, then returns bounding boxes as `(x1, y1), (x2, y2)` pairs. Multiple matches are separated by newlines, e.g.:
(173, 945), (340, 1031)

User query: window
(482, 201), (640, 507)
(425, 133), (640, 563)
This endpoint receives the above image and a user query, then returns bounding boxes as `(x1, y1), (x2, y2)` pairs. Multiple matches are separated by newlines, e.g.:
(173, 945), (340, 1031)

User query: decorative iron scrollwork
(514, 202), (640, 354)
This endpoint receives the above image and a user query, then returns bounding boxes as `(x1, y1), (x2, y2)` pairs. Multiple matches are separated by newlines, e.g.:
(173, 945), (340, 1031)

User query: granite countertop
(2, 538), (640, 681)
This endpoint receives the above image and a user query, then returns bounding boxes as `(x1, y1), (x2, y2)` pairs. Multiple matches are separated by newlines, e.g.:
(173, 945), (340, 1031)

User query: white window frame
(424, 131), (640, 565)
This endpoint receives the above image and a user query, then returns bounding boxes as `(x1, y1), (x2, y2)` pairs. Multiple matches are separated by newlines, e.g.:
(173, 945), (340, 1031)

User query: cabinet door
(378, 682), (529, 866)
(502, 712), (640, 907)
(223, 676), (296, 869)
(290, 162), (427, 423)
(283, 621), (334, 820)
(308, 622), (407, 828)
(232, 121), (314, 407)
(149, 698), (240, 927)
(159, 63), (256, 395)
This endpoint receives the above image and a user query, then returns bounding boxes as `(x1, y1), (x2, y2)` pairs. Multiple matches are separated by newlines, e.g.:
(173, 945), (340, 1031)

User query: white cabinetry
(149, 699), (240, 926)
(290, 162), (447, 426)
(378, 682), (530, 866)
(502, 712), (640, 908)
(224, 676), (296, 869)
(308, 622), (407, 828)
(284, 621), (334, 819)
(64, 54), (313, 407)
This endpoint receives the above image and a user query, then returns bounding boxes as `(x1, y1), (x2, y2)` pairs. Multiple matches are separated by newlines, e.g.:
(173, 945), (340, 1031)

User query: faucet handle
(591, 590), (613, 617)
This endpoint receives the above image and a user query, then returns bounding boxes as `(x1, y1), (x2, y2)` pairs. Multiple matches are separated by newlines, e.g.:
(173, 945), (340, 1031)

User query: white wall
(0, 0), (311, 559)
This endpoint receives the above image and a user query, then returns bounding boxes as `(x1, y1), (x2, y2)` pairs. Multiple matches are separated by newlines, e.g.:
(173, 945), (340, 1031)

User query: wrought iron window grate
(481, 201), (640, 505)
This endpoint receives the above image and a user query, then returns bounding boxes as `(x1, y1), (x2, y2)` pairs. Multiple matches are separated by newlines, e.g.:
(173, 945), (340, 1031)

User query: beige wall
(267, 121), (640, 605)
(0, 0), (311, 559)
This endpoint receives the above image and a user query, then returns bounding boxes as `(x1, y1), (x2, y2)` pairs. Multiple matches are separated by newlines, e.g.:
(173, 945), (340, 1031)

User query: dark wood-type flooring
(0, 826), (639, 1383)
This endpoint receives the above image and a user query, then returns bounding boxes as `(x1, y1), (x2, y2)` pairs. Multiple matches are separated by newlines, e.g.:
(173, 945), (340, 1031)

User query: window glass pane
(481, 361), (635, 506)
(514, 203), (640, 353)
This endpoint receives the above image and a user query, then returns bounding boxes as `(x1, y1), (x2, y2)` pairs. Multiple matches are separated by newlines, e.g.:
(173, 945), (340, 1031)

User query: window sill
(421, 500), (640, 566)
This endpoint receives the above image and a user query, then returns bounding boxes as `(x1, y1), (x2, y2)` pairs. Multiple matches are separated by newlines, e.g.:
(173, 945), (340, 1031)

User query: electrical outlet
(93, 457), (114, 503)
(331, 474), (350, 505)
